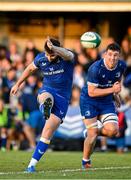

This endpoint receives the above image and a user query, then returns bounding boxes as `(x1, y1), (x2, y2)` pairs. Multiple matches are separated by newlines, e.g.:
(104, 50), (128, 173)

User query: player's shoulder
(118, 59), (127, 69)
(88, 59), (103, 72)
(34, 52), (47, 62)
(35, 52), (45, 59)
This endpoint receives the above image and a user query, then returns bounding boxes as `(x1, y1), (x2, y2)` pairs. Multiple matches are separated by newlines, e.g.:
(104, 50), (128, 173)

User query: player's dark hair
(44, 38), (60, 54)
(106, 43), (121, 53)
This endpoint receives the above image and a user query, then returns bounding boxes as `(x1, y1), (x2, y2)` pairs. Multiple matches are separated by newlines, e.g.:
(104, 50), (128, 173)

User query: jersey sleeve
(122, 60), (127, 74)
(87, 64), (99, 87)
(33, 54), (41, 68)
(119, 60), (127, 80)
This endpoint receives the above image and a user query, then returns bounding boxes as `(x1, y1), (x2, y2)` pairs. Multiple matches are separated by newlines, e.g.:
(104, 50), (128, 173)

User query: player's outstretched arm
(10, 62), (38, 95)
(47, 38), (74, 61)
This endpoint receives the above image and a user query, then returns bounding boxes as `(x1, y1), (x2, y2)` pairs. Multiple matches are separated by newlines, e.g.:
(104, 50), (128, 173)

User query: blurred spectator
(84, 48), (101, 72)
(1, 58), (12, 75)
(126, 53), (131, 67)
(77, 52), (89, 72)
(2, 68), (16, 103)
(0, 69), (3, 98)
(0, 99), (8, 151)
(121, 38), (130, 60)
(124, 73), (131, 89)
(8, 41), (22, 63)
(73, 64), (85, 89)
(85, 48), (100, 62)
(119, 86), (131, 115)
(0, 45), (8, 61)
(24, 39), (40, 57)
(115, 111), (127, 153)
(15, 60), (25, 79)
(120, 85), (131, 103)
(123, 53), (131, 90)
(99, 36), (115, 57)
(23, 50), (35, 67)
(6, 101), (25, 150)
(124, 26), (131, 42)
(73, 40), (83, 54)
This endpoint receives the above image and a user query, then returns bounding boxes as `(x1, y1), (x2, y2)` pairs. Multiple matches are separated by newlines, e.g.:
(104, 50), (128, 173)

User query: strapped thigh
(100, 113), (118, 125)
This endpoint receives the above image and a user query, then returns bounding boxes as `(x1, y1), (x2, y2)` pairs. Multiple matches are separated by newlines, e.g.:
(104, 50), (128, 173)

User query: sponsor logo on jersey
(108, 80), (112, 84)
(49, 67), (54, 71)
(44, 69), (64, 75)
(85, 111), (91, 116)
(115, 72), (120, 78)
(102, 74), (105, 78)
(42, 62), (46, 66)
(57, 60), (60, 63)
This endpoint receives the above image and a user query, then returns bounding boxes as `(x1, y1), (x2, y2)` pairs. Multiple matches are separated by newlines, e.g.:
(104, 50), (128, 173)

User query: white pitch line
(0, 166), (131, 175)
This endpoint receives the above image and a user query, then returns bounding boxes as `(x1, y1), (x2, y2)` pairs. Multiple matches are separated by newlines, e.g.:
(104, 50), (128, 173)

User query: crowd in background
(0, 26), (131, 152)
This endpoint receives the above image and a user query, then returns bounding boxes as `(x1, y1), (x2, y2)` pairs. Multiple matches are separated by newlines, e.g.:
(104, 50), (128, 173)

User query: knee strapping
(86, 122), (98, 129)
(100, 113), (118, 125)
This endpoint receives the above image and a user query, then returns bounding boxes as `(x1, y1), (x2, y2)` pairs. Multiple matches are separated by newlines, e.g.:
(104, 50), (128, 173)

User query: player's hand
(47, 37), (54, 50)
(112, 81), (121, 93)
(10, 84), (19, 95)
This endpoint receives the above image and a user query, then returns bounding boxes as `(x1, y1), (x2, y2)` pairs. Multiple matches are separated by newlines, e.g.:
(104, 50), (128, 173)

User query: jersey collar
(103, 58), (118, 71)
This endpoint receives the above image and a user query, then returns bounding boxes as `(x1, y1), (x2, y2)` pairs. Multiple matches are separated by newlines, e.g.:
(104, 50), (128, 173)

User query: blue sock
(82, 159), (91, 166)
(39, 103), (44, 115)
(32, 139), (49, 161)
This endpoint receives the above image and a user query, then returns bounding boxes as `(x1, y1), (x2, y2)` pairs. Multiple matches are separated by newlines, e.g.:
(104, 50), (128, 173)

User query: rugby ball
(80, 32), (101, 48)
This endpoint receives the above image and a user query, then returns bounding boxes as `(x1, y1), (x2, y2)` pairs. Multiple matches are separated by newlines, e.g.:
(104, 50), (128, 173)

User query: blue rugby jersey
(81, 58), (127, 104)
(33, 52), (75, 100)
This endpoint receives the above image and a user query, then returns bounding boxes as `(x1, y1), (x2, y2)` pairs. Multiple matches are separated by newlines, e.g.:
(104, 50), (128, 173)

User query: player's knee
(101, 113), (119, 137)
(42, 126), (52, 139)
(38, 92), (54, 105)
(38, 92), (54, 115)
(103, 125), (118, 137)
(108, 127), (119, 137)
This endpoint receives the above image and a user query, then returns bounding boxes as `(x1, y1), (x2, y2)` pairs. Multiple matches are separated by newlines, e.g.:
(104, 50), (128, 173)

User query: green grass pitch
(0, 151), (131, 179)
